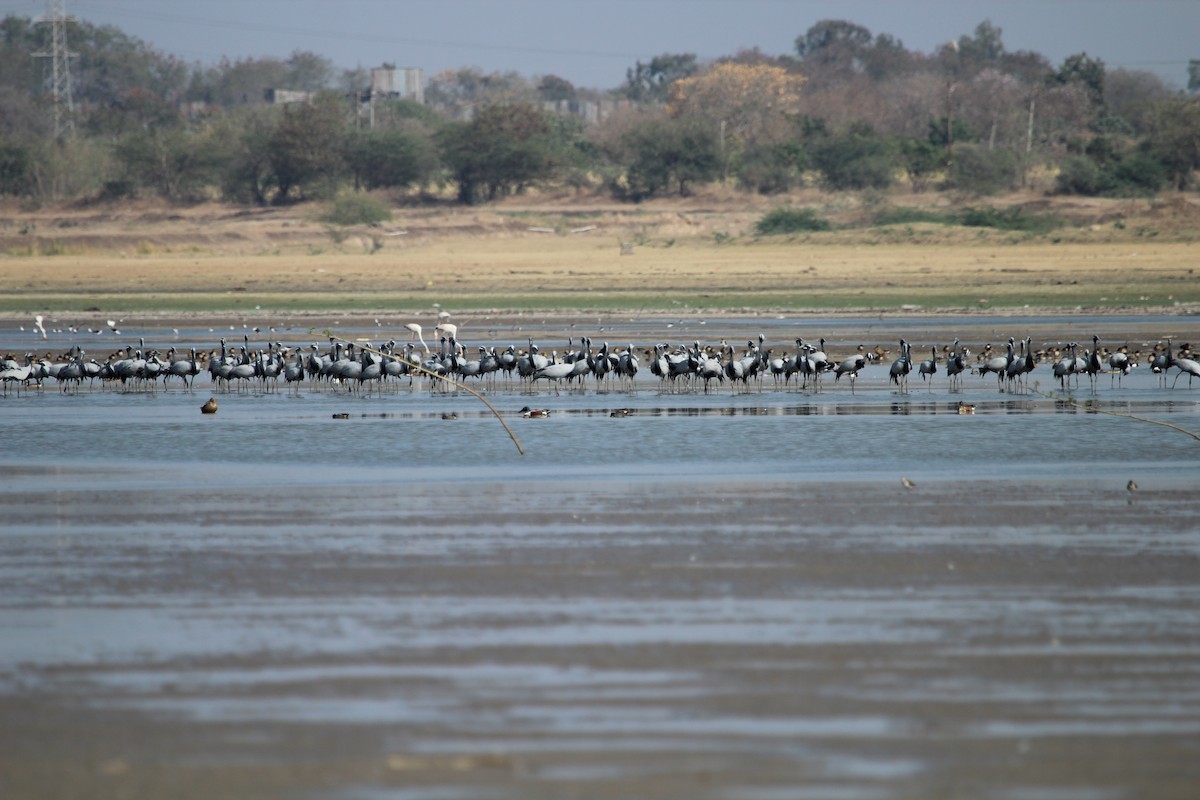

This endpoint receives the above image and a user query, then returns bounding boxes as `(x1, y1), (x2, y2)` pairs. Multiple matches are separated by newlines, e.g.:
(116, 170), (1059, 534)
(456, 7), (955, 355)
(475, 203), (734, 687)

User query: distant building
(542, 98), (632, 125)
(370, 67), (424, 104)
(264, 88), (315, 105)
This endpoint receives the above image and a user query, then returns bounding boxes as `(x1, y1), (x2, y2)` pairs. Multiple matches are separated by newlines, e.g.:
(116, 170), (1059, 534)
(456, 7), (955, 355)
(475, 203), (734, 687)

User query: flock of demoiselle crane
(3, 314), (1198, 398)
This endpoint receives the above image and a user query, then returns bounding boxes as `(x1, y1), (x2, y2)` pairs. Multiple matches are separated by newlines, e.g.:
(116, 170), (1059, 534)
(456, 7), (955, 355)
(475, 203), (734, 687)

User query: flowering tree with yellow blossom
(666, 63), (806, 181)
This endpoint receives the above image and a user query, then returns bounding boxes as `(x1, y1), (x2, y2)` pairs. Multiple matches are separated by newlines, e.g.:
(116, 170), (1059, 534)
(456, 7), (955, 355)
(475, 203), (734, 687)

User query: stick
(1031, 382), (1200, 443)
(327, 335), (525, 455)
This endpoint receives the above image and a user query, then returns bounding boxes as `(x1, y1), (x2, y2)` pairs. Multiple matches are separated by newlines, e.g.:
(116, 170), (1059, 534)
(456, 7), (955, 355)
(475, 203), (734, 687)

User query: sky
(5, 0), (1197, 90)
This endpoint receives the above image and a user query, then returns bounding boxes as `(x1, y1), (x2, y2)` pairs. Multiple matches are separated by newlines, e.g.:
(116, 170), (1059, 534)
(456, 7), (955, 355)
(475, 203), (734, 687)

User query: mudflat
(3, 469), (1199, 800)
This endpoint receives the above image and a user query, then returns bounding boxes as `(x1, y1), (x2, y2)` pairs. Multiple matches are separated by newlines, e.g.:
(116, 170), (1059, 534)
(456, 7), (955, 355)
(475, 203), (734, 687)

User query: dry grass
(1, 192), (1198, 315)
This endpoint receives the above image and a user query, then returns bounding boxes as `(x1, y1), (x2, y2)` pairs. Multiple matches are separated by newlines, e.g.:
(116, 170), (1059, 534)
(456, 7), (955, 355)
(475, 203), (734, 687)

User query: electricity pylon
(34, 0), (78, 137)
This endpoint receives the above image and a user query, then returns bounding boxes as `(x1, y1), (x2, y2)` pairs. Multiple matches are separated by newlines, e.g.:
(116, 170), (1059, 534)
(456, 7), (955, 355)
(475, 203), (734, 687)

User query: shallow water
(2, 316), (1200, 800)
(3, 357), (1198, 483)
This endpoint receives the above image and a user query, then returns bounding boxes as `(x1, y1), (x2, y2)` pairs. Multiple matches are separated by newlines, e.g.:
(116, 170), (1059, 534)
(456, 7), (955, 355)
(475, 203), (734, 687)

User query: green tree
(0, 15), (51, 97)
(189, 56), (288, 106)
(794, 19), (873, 61)
(24, 136), (113, 201)
(369, 97), (444, 130)
(736, 140), (808, 194)
(946, 143), (1018, 195)
(794, 20), (924, 87)
(898, 137), (942, 192)
(63, 20), (190, 108)
(424, 68), (534, 116)
(1053, 52), (1106, 109)
(955, 20), (1006, 75)
(1111, 151), (1168, 195)
(604, 112), (720, 200)
(537, 75), (576, 103)
(809, 122), (897, 190)
(85, 87), (182, 136)
(216, 106), (280, 204)
(113, 125), (225, 200)
(345, 128), (437, 191)
(1104, 69), (1172, 135)
(0, 85), (51, 140)
(859, 33), (917, 81)
(1054, 145), (1167, 197)
(437, 103), (567, 203)
(0, 138), (33, 196)
(1142, 96), (1200, 189)
(269, 91), (351, 201)
(340, 66), (369, 97)
(1055, 155), (1108, 196)
(618, 53), (698, 103)
(927, 116), (973, 150)
(284, 50), (334, 92)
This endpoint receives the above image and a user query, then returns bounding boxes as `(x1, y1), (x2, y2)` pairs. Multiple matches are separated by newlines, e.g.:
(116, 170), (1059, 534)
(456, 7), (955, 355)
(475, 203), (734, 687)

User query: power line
(69, 1), (646, 62)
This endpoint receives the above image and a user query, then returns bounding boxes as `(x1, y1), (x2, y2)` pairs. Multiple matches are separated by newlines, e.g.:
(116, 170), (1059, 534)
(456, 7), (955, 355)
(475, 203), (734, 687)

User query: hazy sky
(8, 0), (1198, 89)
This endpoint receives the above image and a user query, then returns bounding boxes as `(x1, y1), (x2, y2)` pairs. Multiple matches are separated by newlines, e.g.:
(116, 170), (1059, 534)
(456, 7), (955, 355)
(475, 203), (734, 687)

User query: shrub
(809, 124), (897, 191)
(1054, 151), (1166, 198)
(1054, 155), (1109, 196)
(947, 144), (1020, 195)
(958, 206), (1060, 234)
(1111, 152), (1168, 195)
(736, 142), (808, 194)
(320, 193), (392, 226)
(872, 207), (954, 226)
(755, 207), (831, 235)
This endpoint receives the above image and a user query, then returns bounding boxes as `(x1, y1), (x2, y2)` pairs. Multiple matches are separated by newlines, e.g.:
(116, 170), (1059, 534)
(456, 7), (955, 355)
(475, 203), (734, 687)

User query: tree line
(1, 15), (1198, 205)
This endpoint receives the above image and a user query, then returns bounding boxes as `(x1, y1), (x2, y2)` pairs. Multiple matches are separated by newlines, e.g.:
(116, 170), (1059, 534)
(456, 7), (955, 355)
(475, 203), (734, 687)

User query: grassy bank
(1, 195), (1197, 317)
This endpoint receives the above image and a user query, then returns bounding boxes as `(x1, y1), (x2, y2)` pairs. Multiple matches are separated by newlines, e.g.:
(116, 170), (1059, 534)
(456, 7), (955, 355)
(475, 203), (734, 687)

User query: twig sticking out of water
(326, 334), (525, 455)
(1032, 382), (1200, 443)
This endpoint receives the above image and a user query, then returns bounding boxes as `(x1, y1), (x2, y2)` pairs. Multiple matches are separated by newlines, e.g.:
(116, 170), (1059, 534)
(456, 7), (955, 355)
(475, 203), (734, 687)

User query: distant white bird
(33, 315), (46, 339)
(404, 323), (430, 355)
(532, 354), (576, 394)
